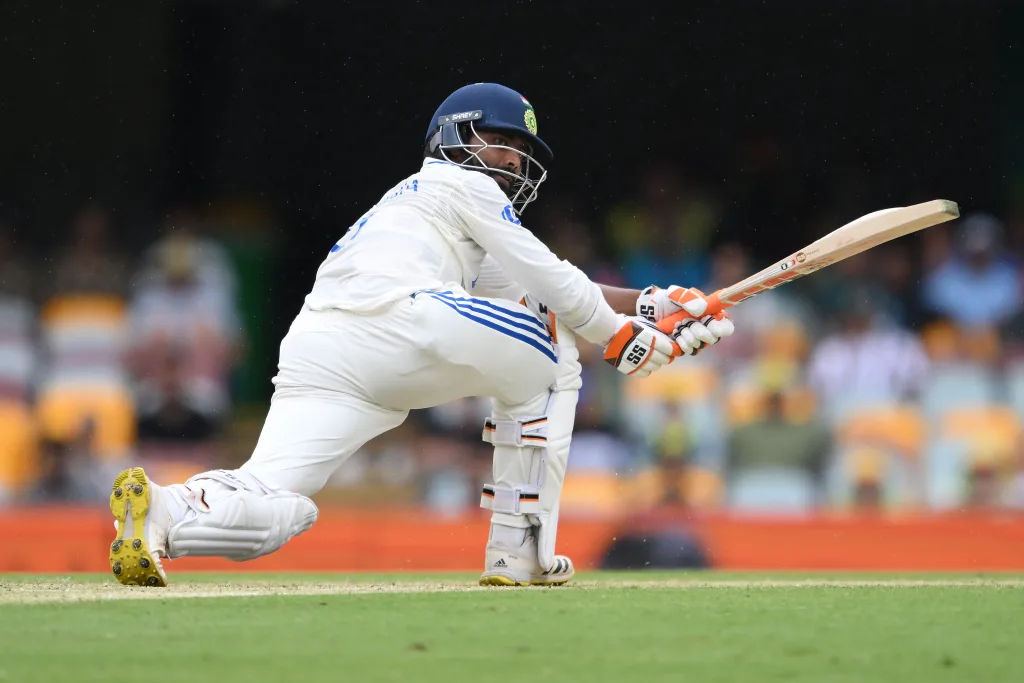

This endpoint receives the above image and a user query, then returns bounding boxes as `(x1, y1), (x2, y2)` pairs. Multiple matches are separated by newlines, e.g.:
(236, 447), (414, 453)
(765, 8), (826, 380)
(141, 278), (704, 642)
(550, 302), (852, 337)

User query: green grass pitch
(2, 572), (1022, 682)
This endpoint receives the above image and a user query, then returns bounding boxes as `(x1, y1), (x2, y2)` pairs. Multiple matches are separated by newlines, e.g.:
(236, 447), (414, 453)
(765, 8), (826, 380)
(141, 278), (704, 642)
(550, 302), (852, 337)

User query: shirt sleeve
(455, 170), (619, 345)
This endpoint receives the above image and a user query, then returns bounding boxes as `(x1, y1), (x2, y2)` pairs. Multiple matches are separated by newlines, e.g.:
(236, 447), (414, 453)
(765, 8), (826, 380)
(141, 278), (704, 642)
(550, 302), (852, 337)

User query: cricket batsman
(108, 83), (735, 587)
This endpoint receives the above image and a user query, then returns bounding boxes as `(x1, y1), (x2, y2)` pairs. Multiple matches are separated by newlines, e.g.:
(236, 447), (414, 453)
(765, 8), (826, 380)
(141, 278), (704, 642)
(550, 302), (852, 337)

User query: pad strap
(480, 484), (543, 514)
(481, 417), (548, 448)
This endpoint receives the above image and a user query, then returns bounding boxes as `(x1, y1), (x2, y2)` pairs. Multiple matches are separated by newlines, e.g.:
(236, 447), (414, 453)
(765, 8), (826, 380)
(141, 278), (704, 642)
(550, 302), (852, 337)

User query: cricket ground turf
(1, 572), (1021, 682)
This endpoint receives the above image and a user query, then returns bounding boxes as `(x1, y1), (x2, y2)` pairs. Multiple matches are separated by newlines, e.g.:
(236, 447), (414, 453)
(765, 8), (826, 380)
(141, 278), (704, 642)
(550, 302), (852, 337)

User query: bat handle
(704, 291), (725, 316)
(655, 289), (728, 335)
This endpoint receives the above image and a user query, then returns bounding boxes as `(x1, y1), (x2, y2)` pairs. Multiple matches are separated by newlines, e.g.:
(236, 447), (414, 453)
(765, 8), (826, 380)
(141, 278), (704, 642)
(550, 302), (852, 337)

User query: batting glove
(603, 314), (682, 377)
(638, 285), (735, 355)
(636, 284), (712, 322)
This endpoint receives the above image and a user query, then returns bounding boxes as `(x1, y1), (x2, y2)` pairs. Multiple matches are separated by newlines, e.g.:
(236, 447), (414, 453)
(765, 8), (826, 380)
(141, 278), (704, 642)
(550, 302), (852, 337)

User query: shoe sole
(530, 574), (573, 587)
(479, 575), (529, 587)
(109, 467), (167, 587)
(478, 574), (573, 587)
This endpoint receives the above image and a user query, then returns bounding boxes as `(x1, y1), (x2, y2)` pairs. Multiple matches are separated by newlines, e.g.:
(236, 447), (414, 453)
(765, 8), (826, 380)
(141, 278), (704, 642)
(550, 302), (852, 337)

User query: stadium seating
(837, 404), (926, 458)
(921, 363), (1000, 418)
(0, 400), (39, 499)
(727, 467), (817, 513)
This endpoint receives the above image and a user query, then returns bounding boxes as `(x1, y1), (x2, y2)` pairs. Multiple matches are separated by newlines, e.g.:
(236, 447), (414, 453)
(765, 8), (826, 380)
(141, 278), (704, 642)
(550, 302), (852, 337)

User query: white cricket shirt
(304, 159), (618, 345)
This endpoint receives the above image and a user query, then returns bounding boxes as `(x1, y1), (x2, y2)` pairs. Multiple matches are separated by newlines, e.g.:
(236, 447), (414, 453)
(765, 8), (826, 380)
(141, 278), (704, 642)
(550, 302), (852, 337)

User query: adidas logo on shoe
(493, 558), (507, 568)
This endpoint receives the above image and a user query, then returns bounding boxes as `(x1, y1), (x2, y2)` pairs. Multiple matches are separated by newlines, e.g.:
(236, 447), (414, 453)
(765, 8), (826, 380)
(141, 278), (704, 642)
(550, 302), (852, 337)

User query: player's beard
(490, 172), (511, 191)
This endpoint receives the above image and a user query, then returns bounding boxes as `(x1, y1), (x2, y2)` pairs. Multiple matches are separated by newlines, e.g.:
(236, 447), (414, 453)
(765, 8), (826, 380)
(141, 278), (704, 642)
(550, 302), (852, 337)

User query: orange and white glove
(671, 309), (735, 355)
(637, 285), (735, 356)
(602, 314), (682, 377)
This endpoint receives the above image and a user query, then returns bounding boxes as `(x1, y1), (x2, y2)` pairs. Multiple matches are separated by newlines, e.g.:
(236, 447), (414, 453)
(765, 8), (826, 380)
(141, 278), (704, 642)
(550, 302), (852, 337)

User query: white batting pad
(166, 469), (318, 562)
(482, 312), (581, 572)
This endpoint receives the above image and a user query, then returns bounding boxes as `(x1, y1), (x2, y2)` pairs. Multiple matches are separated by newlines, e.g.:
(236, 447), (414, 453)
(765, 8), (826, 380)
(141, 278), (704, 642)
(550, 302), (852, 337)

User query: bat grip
(655, 290), (727, 335)
(704, 291), (725, 316)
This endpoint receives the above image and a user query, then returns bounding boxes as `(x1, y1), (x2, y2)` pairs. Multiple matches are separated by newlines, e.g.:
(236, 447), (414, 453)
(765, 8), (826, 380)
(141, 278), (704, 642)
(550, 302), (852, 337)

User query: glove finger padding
(604, 316), (680, 376)
(637, 285), (710, 322)
(674, 312), (734, 356)
(706, 315), (735, 339)
(666, 286), (710, 317)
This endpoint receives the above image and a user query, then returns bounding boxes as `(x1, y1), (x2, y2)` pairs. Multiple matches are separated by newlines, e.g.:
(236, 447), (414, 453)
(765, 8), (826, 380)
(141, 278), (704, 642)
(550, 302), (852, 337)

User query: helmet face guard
(427, 111), (548, 216)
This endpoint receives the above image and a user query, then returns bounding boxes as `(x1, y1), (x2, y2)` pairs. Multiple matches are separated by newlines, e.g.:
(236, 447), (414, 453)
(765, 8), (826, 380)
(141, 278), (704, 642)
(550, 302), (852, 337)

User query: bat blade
(657, 199), (959, 334)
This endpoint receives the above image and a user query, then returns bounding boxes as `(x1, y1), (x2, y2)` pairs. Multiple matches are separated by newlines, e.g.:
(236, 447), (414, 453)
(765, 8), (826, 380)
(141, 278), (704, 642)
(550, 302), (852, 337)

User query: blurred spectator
(134, 202), (239, 304)
(40, 201), (131, 301)
(845, 448), (887, 512)
(605, 163), (720, 289)
(965, 447), (1003, 510)
(651, 401), (691, 505)
(725, 390), (831, 511)
(922, 213), (1022, 328)
(875, 242), (927, 328)
(128, 229), (243, 424)
(136, 348), (219, 444)
(851, 477), (884, 510)
(27, 417), (112, 503)
(29, 203), (135, 468)
(808, 285), (930, 415)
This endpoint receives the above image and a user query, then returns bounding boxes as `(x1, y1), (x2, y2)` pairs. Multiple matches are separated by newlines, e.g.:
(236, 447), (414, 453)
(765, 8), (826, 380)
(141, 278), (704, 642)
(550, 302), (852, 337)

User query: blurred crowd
(4, 163), (1024, 517)
(0, 201), (244, 503)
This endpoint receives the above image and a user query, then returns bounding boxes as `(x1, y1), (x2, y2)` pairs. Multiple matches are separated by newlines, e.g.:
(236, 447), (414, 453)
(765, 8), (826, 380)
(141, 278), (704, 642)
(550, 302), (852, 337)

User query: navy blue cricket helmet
(424, 83), (552, 214)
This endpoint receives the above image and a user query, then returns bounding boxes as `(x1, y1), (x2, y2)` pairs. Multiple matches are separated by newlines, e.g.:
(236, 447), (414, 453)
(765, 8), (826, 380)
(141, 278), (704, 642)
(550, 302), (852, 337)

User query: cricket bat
(657, 199), (960, 334)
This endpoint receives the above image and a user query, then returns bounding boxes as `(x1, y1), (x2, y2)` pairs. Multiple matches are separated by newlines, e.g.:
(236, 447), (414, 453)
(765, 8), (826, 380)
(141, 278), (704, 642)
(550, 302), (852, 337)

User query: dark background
(0, 0), (1018, 386)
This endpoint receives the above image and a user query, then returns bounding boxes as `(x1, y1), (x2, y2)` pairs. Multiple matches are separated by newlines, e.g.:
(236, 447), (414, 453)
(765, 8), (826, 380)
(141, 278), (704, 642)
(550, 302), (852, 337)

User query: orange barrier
(2, 506), (1024, 573)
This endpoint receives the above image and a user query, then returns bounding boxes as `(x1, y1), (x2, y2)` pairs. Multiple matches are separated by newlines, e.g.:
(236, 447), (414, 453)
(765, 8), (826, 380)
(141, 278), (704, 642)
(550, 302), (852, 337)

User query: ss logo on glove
(625, 345), (647, 365)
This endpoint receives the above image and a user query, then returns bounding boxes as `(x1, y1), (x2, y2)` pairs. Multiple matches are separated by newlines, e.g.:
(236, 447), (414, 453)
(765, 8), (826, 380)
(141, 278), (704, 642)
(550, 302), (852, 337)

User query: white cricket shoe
(479, 528), (575, 587)
(109, 467), (172, 587)
(530, 555), (576, 586)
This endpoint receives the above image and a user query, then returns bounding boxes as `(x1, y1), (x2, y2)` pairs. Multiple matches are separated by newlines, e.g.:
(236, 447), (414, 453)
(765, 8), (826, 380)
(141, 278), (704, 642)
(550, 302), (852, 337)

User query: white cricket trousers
(240, 287), (559, 496)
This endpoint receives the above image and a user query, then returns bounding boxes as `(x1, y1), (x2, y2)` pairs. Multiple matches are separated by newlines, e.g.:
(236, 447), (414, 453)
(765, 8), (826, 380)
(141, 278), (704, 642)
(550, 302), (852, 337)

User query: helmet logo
(524, 108), (538, 135)
(521, 96), (538, 135)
